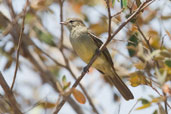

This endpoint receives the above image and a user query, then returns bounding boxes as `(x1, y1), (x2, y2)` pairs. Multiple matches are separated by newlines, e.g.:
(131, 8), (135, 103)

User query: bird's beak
(60, 21), (67, 25)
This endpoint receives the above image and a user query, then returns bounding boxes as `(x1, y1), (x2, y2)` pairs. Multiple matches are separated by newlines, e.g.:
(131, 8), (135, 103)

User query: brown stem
(59, 0), (64, 49)
(11, 0), (29, 90)
(6, 0), (16, 19)
(163, 91), (168, 114)
(0, 72), (22, 114)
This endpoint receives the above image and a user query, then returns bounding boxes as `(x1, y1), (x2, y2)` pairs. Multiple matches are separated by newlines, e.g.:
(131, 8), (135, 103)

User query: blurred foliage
(0, 0), (171, 113)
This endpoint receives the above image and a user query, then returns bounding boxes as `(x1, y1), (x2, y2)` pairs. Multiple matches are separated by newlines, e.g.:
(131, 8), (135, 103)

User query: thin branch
(61, 50), (99, 113)
(105, 0), (112, 41)
(59, 0), (64, 49)
(111, 8), (124, 18)
(128, 100), (139, 114)
(160, 34), (166, 49)
(147, 81), (171, 109)
(0, 72), (22, 114)
(6, 0), (16, 19)
(53, 0), (155, 113)
(163, 91), (168, 114)
(11, 0), (29, 90)
(136, 24), (153, 52)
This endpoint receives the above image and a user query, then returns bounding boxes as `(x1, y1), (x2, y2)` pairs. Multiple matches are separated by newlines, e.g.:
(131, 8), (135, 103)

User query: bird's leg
(83, 66), (89, 73)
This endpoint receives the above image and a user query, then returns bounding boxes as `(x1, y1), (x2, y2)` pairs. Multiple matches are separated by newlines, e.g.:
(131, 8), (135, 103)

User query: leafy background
(0, 0), (170, 114)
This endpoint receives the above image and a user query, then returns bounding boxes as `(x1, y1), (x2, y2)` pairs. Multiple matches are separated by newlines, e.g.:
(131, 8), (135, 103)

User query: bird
(61, 18), (134, 100)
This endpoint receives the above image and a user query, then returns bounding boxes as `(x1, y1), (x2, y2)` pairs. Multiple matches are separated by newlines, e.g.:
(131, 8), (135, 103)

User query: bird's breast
(70, 32), (97, 63)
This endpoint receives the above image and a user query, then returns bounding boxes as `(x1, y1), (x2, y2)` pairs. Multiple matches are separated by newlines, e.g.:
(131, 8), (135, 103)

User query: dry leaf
(162, 84), (171, 95)
(165, 29), (171, 40)
(72, 88), (86, 104)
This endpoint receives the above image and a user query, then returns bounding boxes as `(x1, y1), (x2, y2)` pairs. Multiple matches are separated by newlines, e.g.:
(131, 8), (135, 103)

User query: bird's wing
(88, 32), (114, 67)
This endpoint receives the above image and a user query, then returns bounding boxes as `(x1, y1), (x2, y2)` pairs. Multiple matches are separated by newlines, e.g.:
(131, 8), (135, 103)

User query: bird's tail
(108, 70), (134, 100)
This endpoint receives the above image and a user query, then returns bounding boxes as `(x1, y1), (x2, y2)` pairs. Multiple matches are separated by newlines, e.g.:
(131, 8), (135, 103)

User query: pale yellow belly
(70, 36), (112, 74)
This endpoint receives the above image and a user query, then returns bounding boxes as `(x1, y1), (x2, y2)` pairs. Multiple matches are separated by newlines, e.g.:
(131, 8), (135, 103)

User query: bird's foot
(83, 66), (89, 73)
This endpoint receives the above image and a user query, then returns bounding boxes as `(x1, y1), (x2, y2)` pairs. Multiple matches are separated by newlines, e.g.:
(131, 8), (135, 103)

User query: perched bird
(61, 18), (134, 100)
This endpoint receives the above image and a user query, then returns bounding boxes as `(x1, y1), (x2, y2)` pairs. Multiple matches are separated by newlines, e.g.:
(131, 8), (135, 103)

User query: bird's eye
(69, 20), (74, 23)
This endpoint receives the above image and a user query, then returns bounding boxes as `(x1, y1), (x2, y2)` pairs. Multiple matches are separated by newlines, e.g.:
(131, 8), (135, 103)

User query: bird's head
(60, 18), (85, 31)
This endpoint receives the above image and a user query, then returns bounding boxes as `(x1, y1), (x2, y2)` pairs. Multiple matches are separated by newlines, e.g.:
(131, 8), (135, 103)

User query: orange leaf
(72, 88), (86, 104)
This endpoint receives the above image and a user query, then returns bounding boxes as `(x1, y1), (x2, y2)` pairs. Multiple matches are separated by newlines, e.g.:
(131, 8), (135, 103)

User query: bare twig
(136, 22), (160, 68)
(11, 0), (29, 90)
(61, 50), (99, 113)
(160, 35), (166, 49)
(0, 72), (22, 114)
(59, 0), (64, 49)
(53, 0), (155, 113)
(111, 8), (124, 18)
(128, 100), (139, 114)
(147, 81), (171, 109)
(163, 91), (168, 114)
(136, 24), (153, 52)
(105, 0), (112, 40)
(6, 0), (16, 19)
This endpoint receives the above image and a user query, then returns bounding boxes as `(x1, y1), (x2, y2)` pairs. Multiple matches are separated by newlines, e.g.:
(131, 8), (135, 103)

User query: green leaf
(138, 98), (150, 105)
(136, 0), (142, 7)
(34, 27), (56, 46)
(127, 33), (139, 57)
(121, 0), (127, 9)
(62, 75), (67, 84)
(63, 82), (71, 90)
(126, 14), (137, 23)
(165, 59), (171, 67)
(153, 109), (158, 114)
(62, 75), (71, 90)
(112, 0), (115, 7)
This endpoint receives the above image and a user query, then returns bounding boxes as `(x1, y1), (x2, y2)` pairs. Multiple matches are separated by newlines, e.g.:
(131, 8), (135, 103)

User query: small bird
(61, 18), (134, 100)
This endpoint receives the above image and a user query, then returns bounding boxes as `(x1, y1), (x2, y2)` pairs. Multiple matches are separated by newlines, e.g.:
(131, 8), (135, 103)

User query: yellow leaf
(136, 103), (151, 110)
(134, 61), (146, 70)
(90, 23), (108, 36)
(40, 102), (56, 109)
(129, 72), (148, 87)
(72, 88), (86, 104)
(151, 97), (164, 103)
(148, 30), (160, 49)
